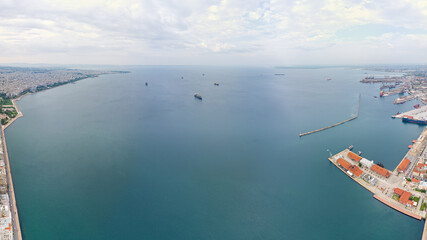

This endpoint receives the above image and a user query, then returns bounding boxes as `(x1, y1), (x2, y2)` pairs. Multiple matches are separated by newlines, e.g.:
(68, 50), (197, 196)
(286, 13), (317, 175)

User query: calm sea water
(5, 66), (426, 239)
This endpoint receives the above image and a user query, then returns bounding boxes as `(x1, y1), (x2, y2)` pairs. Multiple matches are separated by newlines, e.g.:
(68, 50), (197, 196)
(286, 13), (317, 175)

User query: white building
(360, 158), (374, 169)
(419, 181), (427, 190)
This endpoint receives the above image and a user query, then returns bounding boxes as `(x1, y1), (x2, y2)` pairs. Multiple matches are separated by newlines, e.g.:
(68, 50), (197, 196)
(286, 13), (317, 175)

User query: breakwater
(299, 94), (360, 137)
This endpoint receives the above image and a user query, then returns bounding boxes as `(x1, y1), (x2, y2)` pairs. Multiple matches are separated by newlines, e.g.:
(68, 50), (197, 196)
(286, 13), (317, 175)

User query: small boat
(357, 151), (362, 156)
(377, 162), (384, 168)
(326, 78), (332, 81)
(214, 82), (219, 86)
(374, 96), (377, 98)
(194, 93), (202, 100)
(414, 104), (420, 109)
(145, 82), (148, 86)
(348, 145), (354, 150)
(181, 76), (184, 79)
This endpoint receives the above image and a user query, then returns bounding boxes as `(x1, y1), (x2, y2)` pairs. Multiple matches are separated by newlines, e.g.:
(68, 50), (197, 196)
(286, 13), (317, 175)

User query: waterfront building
(337, 158), (352, 170)
(397, 159), (411, 173)
(360, 158), (374, 169)
(413, 164), (427, 179)
(347, 151), (362, 162)
(371, 164), (390, 178)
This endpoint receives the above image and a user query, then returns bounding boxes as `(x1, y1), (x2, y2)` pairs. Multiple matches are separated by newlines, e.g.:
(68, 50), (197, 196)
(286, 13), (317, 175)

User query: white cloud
(0, 0), (427, 65)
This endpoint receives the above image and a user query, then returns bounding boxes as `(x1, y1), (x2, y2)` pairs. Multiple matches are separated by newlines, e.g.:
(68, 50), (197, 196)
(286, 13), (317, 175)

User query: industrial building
(371, 164), (390, 178)
(348, 165), (363, 177)
(347, 151), (362, 162)
(397, 158), (411, 173)
(337, 158), (352, 170)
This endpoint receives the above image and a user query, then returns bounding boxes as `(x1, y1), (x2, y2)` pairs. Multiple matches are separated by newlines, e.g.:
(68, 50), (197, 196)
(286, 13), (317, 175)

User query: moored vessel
(402, 116), (427, 125)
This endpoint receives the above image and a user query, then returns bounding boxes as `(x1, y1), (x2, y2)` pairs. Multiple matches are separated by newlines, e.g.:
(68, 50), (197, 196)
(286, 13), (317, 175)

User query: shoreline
(1, 128), (22, 240)
(0, 73), (114, 240)
(1, 98), (24, 240)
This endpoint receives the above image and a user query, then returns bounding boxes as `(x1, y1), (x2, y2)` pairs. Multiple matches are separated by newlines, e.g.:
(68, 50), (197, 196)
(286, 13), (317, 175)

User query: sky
(1, 0), (427, 66)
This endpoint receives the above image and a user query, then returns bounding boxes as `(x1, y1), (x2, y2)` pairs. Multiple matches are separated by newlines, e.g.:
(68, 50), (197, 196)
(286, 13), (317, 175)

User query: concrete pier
(422, 220), (427, 240)
(329, 148), (425, 221)
(373, 195), (422, 220)
(300, 94), (360, 137)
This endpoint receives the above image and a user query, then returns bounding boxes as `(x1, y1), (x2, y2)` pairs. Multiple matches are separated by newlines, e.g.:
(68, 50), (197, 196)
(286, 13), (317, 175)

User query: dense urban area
(0, 67), (127, 126)
(0, 66), (118, 98)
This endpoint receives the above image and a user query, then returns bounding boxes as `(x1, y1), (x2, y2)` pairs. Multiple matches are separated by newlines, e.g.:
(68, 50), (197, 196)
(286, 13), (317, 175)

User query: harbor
(329, 147), (425, 220)
(2, 66), (426, 239)
(329, 127), (427, 239)
(360, 76), (403, 83)
(392, 104), (427, 125)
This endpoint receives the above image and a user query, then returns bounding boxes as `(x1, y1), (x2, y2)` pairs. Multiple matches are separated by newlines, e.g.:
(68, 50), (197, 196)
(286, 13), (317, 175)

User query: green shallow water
(4, 66), (425, 239)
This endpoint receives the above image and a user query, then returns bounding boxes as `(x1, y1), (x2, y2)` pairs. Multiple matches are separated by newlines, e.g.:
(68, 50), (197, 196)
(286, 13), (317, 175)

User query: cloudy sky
(1, 0), (427, 66)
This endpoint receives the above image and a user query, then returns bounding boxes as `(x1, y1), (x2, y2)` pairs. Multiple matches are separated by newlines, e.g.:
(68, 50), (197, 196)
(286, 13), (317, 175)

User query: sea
(4, 66), (426, 239)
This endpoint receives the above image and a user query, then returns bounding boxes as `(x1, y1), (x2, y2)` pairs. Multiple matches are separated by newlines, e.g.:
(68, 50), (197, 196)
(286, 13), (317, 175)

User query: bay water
(5, 66), (425, 239)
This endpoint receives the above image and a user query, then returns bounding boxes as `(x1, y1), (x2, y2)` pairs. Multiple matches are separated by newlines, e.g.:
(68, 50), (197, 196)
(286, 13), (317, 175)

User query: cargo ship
(194, 93), (202, 100)
(402, 116), (427, 125)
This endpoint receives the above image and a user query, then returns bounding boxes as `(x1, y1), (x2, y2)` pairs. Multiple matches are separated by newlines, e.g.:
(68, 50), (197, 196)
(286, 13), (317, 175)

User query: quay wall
(329, 150), (423, 221)
(1, 128), (22, 239)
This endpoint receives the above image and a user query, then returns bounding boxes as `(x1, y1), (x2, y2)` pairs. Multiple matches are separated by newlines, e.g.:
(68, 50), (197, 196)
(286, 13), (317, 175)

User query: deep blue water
(5, 66), (426, 239)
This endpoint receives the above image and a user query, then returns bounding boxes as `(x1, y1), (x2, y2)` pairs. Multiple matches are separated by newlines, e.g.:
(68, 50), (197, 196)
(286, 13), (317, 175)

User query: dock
(393, 104), (427, 119)
(299, 94), (360, 137)
(422, 220), (427, 240)
(328, 148), (425, 221)
(360, 76), (403, 83)
(373, 195), (422, 220)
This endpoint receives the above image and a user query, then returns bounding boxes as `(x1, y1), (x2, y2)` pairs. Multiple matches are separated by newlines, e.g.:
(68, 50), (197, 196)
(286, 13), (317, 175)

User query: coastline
(0, 73), (112, 240)
(1, 127), (22, 240)
(1, 97), (24, 240)
(2, 99), (24, 130)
